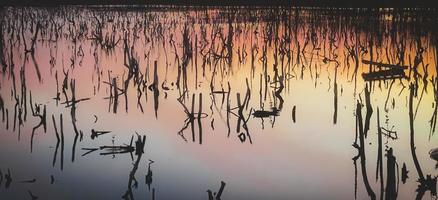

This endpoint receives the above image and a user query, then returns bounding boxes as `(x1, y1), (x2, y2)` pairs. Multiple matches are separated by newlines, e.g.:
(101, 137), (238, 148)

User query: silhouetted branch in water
(211, 90), (228, 94)
(376, 108), (384, 200)
(362, 69), (407, 82)
(91, 129), (111, 140)
(176, 92), (191, 142)
(93, 115), (98, 123)
(100, 144), (134, 156)
(145, 159), (154, 190)
(20, 178), (36, 183)
(381, 127), (398, 140)
(198, 93), (203, 144)
(361, 52), (408, 83)
(333, 66), (338, 124)
(409, 84), (424, 181)
(362, 60), (409, 70)
(103, 76), (125, 113)
(59, 114), (64, 171)
(409, 83), (437, 199)
(352, 101), (376, 200)
(177, 92), (208, 143)
(430, 76), (438, 139)
(28, 190), (38, 200)
(235, 91), (253, 144)
(273, 75), (284, 112)
(53, 114), (64, 170)
(385, 148), (398, 200)
(61, 69), (70, 106)
(416, 175), (437, 200)
(60, 71), (88, 109)
(134, 134), (146, 156)
(30, 52), (42, 83)
(0, 93), (4, 122)
(20, 18), (42, 82)
(122, 134), (147, 200)
(207, 181), (226, 200)
(81, 148), (99, 157)
(148, 60), (159, 118)
(67, 79), (85, 162)
(227, 79), (253, 143)
(12, 71), (21, 136)
(29, 91), (47, 153)
(23, 21), (40, 54)
(53, 72), (61, 106)
(88, 14), (120, 52)
(19, 65), (28, 124)
(401, 163), (409, 184)
(0, 22), (6, 73)
(292, 105), (296, 123)
(121, 31), (146, 113)
(5, 108), (8, 130)
(363, 84), (373, 138)
(82, 134), (145, 158)
(4, 169), (11, 189)
(252, 108), (279, 118)
(429, 148), (438, 169)
(61, 98), (91, 108)
(0, 169), (6, 188)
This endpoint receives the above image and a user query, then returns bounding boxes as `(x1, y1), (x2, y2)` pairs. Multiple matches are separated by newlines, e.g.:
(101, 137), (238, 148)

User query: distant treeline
(1, 0), (438, 8)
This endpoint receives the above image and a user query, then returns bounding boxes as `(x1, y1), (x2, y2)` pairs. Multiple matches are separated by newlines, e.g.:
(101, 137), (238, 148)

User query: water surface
(0, 6), (438, 200)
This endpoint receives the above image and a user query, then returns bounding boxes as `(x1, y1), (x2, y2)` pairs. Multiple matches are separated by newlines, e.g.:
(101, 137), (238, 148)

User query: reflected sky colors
(0, 6), (438, 200)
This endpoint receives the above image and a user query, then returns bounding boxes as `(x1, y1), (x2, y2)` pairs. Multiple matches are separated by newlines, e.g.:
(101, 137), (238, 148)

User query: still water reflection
(0, 6), (438, 200)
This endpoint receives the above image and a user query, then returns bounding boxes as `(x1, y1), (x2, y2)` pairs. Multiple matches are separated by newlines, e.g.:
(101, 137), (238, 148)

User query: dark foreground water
(0, 6), (438, 200)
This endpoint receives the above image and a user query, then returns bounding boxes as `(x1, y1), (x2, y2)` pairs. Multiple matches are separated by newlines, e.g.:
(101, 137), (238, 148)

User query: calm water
(0, 6), (438, 200)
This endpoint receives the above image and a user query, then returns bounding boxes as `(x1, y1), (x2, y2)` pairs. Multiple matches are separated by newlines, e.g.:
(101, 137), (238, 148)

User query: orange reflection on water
(0, 6), (438, 200)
